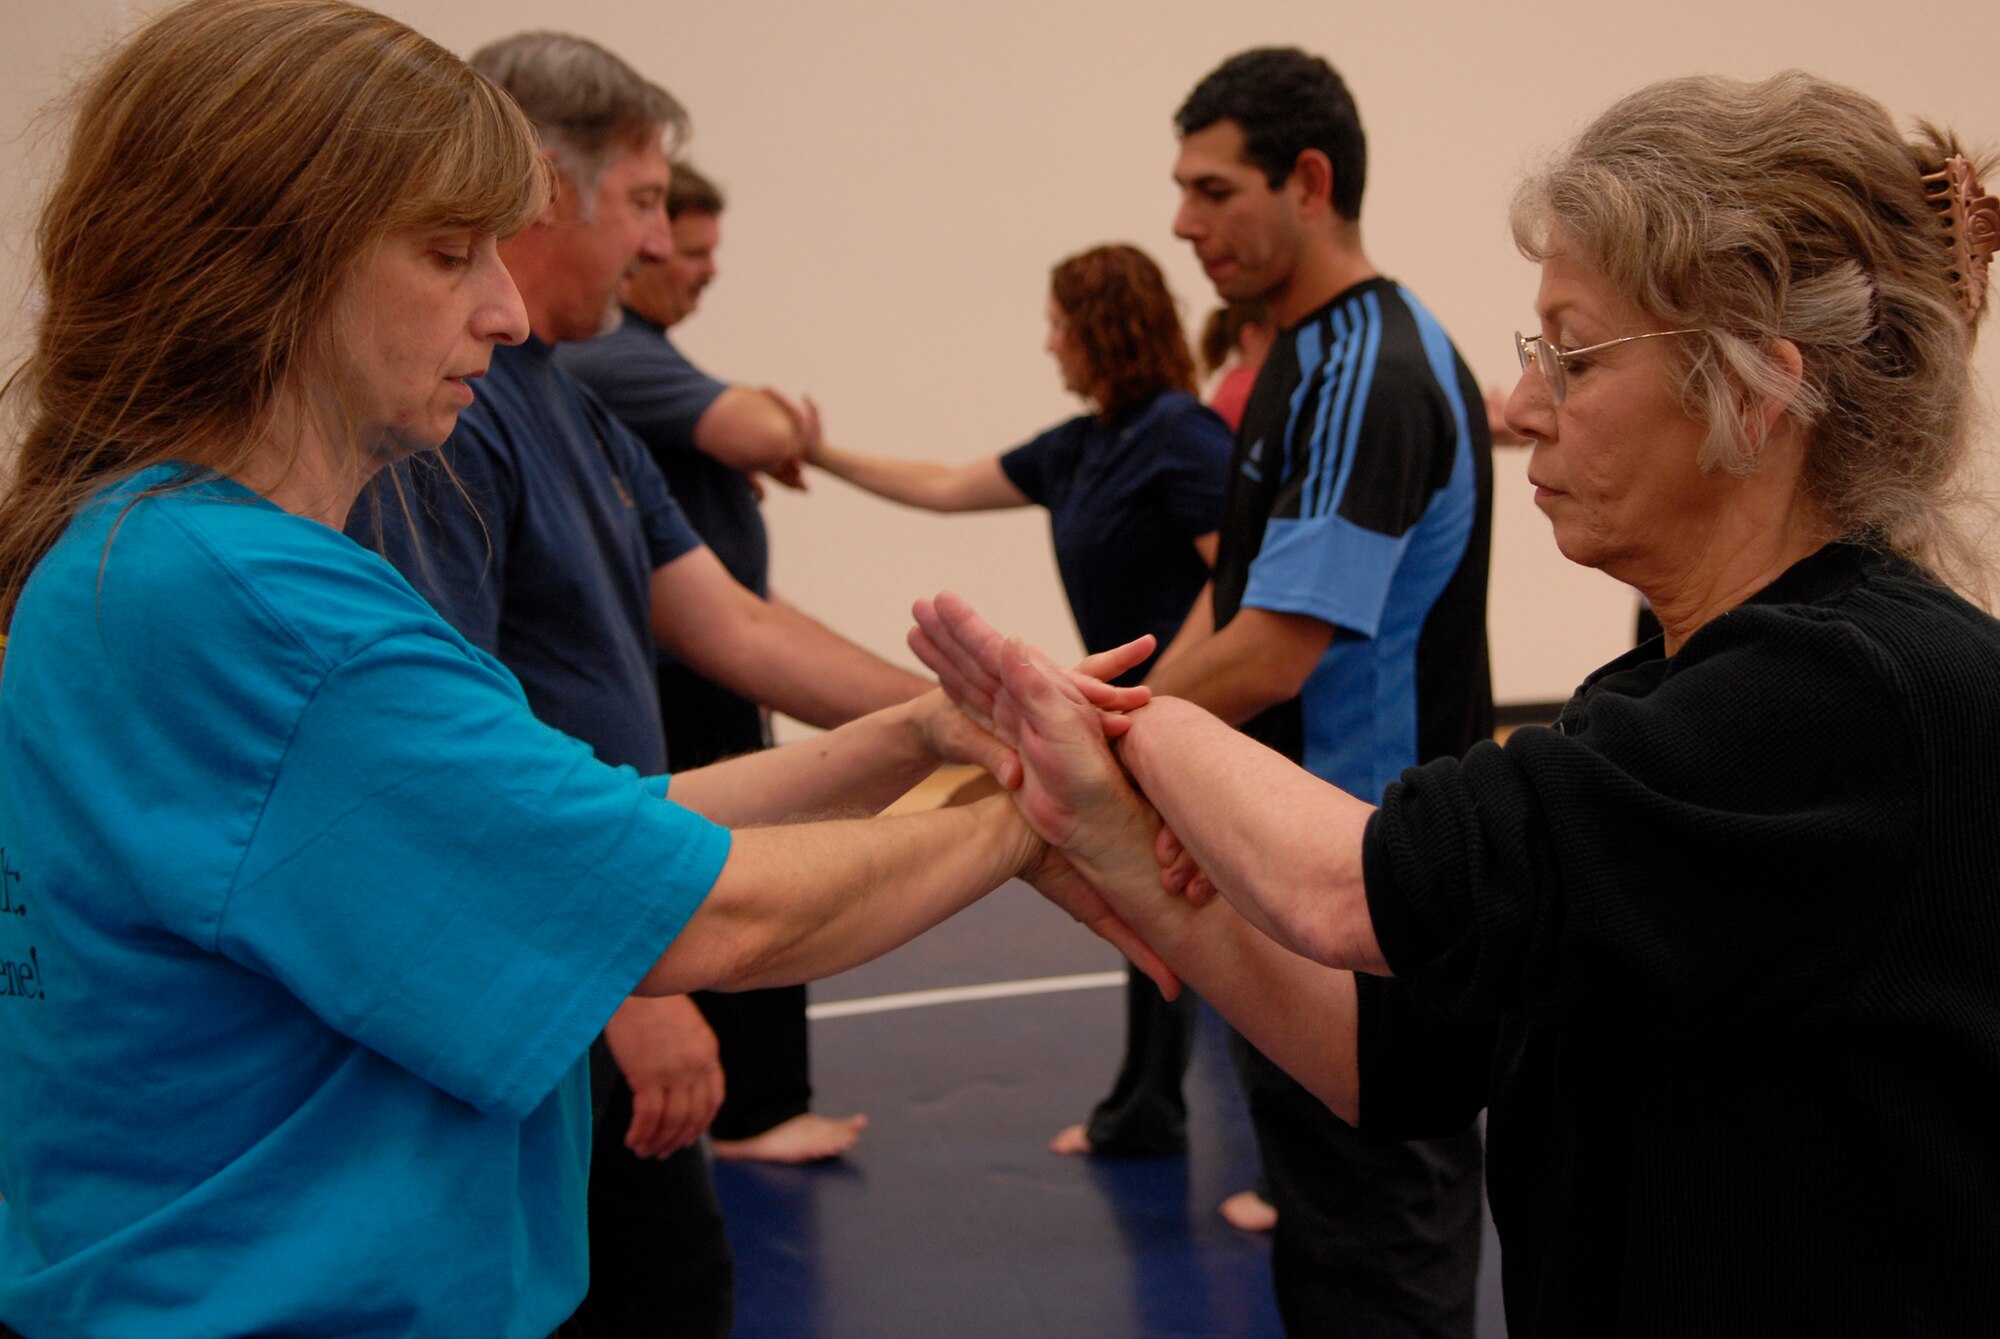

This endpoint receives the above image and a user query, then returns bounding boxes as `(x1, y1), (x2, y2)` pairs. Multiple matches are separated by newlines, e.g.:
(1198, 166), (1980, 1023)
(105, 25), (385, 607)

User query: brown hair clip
(1922, 154), (2000, 325)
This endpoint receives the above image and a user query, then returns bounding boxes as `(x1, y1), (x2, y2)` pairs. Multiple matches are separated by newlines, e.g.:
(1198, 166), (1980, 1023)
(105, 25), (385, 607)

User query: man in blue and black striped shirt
(1156, 46), (1493, 1339)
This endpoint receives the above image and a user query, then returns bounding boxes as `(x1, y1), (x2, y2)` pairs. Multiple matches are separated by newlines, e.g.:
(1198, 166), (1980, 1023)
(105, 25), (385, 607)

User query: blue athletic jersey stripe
(1324, 292), (1384, 521)
(1246, 512), (1409, 638)
(1295, 312), (1334, 515)
(1213, 276), (1491, 800)
(1286, 318), (1325, 504)
(1290, 297), (1376, 522)
(1299, 289), (1481, 793)
(1307, 304), (1358, 520)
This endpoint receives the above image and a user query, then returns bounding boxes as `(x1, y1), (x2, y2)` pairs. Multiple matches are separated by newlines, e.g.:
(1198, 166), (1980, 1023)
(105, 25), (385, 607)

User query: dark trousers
(693, 983), (812, 1139)
(566, 1037), (734, 1338)
(1084, 962), (1199, 1155)
(1231, 1030), (1483, 1338)
(661, 660), (813, 1141)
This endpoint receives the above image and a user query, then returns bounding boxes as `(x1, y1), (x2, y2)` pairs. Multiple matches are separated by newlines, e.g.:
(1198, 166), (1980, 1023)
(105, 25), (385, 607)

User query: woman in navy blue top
(807, 244), (1232, 1158)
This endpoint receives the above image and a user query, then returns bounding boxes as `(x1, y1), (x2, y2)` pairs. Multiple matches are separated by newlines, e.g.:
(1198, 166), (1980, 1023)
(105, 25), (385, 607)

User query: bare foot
(1219, 1189), (1277, 1233)
(711, 1112), (868, 1164)
(1048, 1123), (1094, 1156)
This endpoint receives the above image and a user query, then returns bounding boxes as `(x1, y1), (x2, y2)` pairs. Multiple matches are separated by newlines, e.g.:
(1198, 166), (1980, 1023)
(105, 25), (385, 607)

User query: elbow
(1287, 907), (1365, 974)
(656, 592), (770, 693)
(707, 425), (796, 474)
(695, 394), (804, 471)
(1309, 1079), (1361, 1128)
(1229, 612), (1331, 714)
(740, 425), (803, 472)
(1293, 877), (1384, 975)
(640, 900), (768, 997)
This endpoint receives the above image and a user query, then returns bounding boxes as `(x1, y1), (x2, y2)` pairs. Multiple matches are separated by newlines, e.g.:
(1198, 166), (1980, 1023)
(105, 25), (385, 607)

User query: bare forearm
(1141, 897), (1363, 1124)
(692, 386), (804, 472)
(745, 600), (930, 727)
(895, 590), (1364, 1119)
(1120, 697), (1383, 973)
(1144, 607), (1330, 727)
(656, 564), (930, 729)
(810, 445), (1022, 513)
(1047, 781), (1363, 1122)
(667, 694), (943, 825)
(642, 794), (1033, 994)
(1144, 630), (1274, 725)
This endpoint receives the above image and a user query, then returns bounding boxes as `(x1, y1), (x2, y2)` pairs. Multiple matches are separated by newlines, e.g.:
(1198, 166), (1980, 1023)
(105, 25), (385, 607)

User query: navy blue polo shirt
(1000, 389), (1231, 684)
(556, 310), (767, 597)
(348, 336), (703, 772)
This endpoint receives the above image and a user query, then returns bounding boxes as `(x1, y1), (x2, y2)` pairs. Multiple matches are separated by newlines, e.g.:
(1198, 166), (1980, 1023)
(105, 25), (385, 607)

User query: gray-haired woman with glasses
(1513, 327), (1699, 405)
(910, 70), (2000, 1337)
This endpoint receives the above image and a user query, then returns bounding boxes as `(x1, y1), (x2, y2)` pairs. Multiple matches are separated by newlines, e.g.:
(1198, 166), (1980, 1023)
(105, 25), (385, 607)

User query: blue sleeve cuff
(1242, 514), (1409, 637)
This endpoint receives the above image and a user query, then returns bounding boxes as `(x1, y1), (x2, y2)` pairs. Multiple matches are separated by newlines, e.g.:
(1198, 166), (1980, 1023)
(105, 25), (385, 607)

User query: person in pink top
(1198, 301), (1275, 432)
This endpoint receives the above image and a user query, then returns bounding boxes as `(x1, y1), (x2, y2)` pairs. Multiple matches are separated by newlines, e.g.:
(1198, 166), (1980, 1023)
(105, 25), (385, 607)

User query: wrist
(899, 689), (950, 763)
(965, 792), (1041, 881)
(1114, 700), (1159, 782)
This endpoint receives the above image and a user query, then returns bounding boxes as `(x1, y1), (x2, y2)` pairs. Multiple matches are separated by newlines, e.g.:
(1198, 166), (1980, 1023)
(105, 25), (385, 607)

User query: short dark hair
(1175, 47), (1366, 222)
(667, 161), (725, 220)
(1050, 244), (1196, 419)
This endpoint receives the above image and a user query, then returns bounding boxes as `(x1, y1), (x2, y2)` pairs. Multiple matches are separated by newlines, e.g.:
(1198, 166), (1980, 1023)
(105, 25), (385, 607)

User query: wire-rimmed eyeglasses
(1514, 329), (1702, 405)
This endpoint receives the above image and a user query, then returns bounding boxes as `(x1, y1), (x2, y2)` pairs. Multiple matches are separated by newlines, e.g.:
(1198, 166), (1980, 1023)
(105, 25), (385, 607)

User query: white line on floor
(806, 970), (1125, 1021)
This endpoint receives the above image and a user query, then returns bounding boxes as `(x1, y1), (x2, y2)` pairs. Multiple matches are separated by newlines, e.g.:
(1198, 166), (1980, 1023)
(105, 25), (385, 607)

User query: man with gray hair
(558, 161), (869, 1169)
(350, 32), (928, 1336)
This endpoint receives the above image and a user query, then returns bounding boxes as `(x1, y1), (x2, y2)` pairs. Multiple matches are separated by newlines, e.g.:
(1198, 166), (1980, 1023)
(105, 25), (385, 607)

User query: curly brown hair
(1049, 244), (1196, 419)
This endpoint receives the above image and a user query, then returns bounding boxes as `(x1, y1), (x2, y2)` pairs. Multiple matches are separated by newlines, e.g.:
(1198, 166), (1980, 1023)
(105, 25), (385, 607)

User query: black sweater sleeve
(1363, 598), (1922, 1041)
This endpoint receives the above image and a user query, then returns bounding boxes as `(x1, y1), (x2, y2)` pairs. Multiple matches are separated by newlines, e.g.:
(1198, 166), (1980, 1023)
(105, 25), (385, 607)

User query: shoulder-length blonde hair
(0, 0), (550, 629)
(1511, 71), (1994, 593)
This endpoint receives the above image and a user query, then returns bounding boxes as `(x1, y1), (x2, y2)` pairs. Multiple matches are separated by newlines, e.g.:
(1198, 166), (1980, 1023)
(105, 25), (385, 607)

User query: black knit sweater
(1359, 541), (2000, 1336)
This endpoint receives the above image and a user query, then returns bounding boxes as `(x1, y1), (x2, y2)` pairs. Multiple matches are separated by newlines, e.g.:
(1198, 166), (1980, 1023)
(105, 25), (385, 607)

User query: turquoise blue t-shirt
(0, 467), (731, 1337)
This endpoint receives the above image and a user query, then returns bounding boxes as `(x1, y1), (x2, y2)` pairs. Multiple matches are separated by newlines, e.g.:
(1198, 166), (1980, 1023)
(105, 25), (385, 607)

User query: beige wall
(7, 0), (1998, 723)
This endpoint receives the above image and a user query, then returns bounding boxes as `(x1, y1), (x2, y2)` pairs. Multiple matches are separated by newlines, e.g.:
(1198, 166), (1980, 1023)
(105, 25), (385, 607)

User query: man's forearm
(1144, 606), (1332, 727)
(739, 598), (930, 728)
(809, 446), (1024, 513)
(653, 548), (929, 729)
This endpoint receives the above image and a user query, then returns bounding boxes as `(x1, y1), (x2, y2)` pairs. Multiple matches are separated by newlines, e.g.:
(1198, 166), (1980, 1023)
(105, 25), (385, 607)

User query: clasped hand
(909, 593), (1217, 988)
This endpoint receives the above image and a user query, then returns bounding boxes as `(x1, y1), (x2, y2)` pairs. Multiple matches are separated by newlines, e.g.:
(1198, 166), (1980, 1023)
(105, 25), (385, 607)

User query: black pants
(566, 1037), (734, 1338)
(1083, 962), (1199, 1155)
(1231, 1029), (1483, 1338)
(661, 660), (814, 1140)
(693, 983), (812, 1139)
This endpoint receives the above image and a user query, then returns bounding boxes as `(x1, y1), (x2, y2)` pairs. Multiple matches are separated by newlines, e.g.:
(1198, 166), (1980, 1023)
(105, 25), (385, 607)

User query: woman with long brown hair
(805, 243), (1232, 1158)
(0, 4), (1166, 1333)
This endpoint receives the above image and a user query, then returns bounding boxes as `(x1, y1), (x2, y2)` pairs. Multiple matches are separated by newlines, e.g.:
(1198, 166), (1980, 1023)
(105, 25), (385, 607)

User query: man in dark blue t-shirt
(1152, 47), (1492, 1339)
(349, 33), (928, 1339)
(559, 162), (870, 1167)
